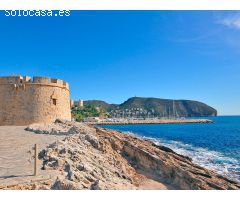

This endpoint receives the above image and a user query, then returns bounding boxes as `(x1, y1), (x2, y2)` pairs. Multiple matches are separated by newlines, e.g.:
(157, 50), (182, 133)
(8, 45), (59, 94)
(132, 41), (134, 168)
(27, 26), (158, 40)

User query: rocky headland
(3, 120), (240, 190)
(84, 97), (217, 117)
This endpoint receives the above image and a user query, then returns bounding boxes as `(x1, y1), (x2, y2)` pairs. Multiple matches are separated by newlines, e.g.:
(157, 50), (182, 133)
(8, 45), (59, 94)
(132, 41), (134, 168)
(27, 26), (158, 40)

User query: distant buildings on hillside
(109, 107), (157, 118)
(71, 99), (158, 119)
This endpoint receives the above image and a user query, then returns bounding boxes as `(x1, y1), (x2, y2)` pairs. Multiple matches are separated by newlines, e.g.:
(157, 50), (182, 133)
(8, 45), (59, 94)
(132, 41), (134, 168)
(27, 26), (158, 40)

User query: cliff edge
(7, 120), (239, 190)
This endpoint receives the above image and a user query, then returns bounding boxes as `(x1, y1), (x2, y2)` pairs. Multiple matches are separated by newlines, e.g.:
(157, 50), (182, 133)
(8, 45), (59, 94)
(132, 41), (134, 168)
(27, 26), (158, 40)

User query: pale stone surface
(1, 121), (240, 190)
(0, 76), (71, 125)
(0, 126), (64, 187)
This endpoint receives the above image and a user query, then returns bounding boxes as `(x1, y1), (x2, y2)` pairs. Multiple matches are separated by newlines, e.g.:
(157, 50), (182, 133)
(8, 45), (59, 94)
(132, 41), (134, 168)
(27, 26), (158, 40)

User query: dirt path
(0, 126), (64, 186)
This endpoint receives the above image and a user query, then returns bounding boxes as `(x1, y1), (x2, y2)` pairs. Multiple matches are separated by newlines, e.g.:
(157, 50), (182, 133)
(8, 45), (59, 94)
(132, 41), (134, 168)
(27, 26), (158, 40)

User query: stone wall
(0, 76), (71, 125)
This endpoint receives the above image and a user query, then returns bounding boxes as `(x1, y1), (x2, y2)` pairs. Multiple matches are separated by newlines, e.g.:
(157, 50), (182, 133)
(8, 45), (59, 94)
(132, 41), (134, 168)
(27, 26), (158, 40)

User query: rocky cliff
(84, 97), (217, 117)
(9, 120), (239, 190)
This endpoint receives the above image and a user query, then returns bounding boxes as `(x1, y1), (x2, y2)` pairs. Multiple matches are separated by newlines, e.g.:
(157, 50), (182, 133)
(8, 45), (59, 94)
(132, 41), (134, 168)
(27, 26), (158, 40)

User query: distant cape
(84, 97), (217, 117)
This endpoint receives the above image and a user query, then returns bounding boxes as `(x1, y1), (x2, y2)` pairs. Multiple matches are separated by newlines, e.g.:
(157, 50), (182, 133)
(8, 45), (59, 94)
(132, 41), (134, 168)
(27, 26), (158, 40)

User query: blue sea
(100, 116), (240, 182)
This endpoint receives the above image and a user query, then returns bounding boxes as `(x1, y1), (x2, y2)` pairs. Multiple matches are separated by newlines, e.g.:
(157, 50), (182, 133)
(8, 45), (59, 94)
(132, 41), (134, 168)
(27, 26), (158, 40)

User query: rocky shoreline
(3, 120), (239, 190)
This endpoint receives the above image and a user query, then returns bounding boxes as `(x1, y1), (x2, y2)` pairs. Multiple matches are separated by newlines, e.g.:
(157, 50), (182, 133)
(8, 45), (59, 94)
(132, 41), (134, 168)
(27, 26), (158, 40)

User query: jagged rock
(51, 177), (83, 190)
(77, 162), (85, 171)
(55, 119), (69, 124)
(59, 148), (67, 154)
(22, 120), (240, 190)
(91, 180), (104, 190)
(68, 170), (75, 181)
(25, 122), (80, 135)
(85, 134), (99, 149)
(68, 126), (79, 135)
(38, 149), (46, 159)
(44, 160), (57, 169)
(90, 171), (101, 180)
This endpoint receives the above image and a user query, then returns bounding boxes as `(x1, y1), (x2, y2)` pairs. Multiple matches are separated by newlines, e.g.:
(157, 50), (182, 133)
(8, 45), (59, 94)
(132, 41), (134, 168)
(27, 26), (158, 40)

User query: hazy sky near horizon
(0, 11), (239, 115)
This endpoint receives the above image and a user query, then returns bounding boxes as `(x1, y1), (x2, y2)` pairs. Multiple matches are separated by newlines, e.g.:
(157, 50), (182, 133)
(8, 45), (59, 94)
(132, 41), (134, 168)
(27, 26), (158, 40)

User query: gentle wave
(124, 131), (240, 182)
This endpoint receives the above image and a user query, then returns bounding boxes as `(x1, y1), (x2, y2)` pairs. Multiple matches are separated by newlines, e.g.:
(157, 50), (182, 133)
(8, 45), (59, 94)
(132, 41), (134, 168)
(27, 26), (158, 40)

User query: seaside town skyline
(0, 11), (239, 115)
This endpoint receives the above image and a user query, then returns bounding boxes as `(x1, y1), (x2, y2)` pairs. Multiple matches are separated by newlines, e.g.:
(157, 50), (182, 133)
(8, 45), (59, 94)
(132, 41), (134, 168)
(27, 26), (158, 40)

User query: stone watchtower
(0, 76), (71, 125)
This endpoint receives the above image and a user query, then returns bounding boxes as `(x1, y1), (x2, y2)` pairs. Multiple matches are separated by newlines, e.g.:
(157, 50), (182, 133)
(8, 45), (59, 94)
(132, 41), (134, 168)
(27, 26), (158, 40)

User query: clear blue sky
(0, 11), (239, 115)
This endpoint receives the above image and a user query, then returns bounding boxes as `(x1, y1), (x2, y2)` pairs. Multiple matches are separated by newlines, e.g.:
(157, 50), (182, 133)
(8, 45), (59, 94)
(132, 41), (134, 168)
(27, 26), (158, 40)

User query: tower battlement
(0, 76), (69, 90)
(0, 75), (71, 125)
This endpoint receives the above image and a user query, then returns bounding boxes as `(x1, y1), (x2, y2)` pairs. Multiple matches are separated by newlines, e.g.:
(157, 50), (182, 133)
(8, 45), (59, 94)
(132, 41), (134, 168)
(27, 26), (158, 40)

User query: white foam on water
(124, 131), (240, 182)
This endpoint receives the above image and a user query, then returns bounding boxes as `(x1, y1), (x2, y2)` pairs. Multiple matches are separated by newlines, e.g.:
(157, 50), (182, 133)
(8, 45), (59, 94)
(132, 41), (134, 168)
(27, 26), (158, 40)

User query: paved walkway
(0, 126), (64, 187)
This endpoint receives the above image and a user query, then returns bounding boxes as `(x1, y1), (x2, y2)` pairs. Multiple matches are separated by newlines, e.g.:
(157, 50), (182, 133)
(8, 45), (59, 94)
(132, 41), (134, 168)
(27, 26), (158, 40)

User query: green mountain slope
(83, 100), (117, 111)
(84, 97), (217, 117)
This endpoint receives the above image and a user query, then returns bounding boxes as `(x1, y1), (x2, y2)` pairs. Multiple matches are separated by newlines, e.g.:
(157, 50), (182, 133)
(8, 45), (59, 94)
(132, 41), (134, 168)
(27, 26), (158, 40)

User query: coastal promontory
(84, 97), (217, 118)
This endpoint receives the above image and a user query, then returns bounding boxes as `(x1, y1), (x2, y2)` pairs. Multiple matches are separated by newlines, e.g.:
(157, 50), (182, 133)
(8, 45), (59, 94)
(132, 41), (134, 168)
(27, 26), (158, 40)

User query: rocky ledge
(15, 120), (240, 190)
